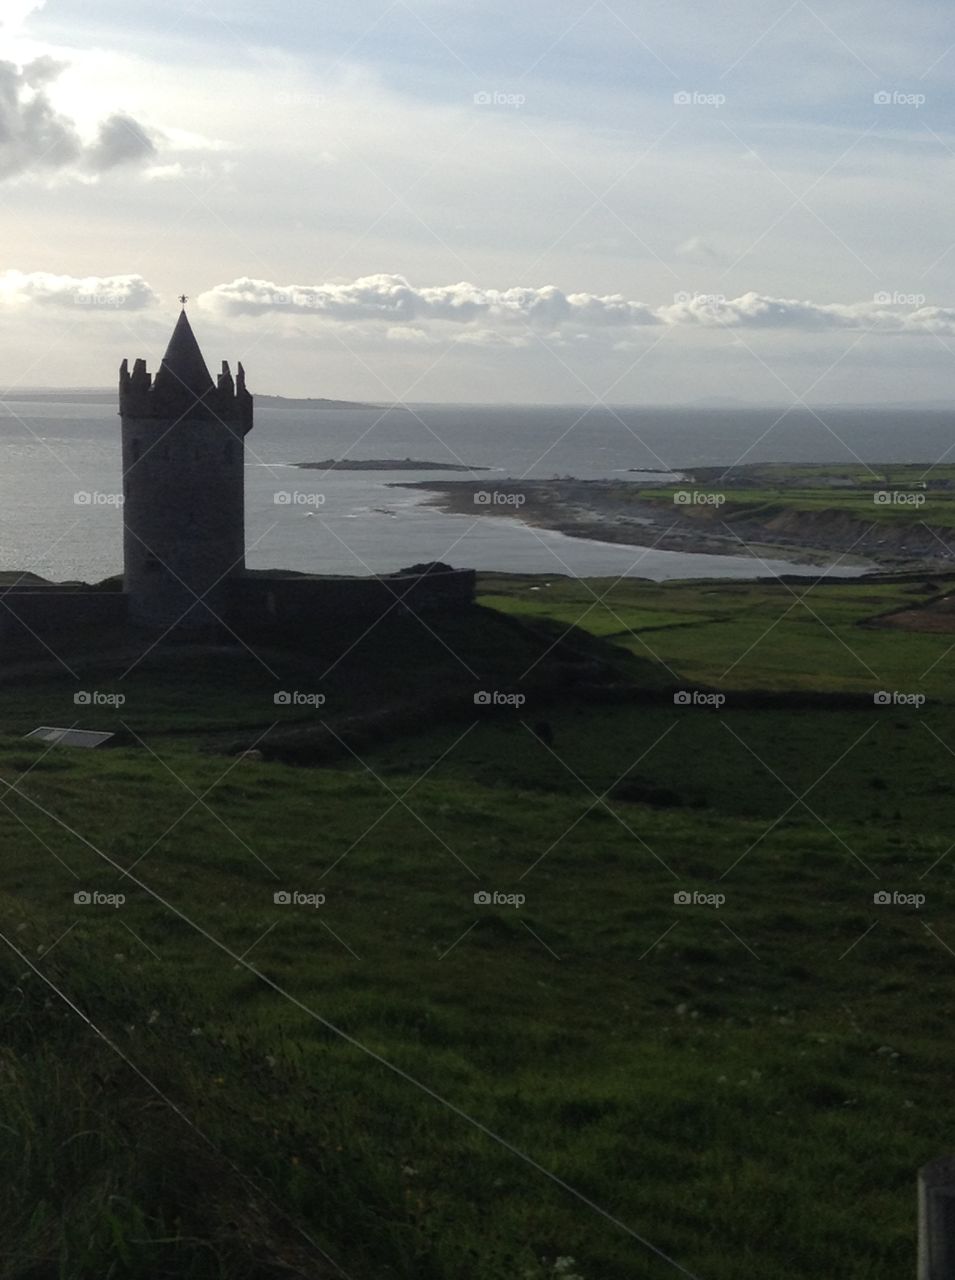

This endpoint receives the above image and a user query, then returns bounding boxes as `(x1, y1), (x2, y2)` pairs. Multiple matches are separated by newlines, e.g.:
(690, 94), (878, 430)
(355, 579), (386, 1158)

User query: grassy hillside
(638, 462), (955, 530)
(1, 574), (953, 1278)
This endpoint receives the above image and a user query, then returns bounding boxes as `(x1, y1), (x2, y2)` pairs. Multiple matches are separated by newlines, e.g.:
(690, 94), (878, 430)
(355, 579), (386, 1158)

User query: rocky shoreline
(393, 477), (950, 571)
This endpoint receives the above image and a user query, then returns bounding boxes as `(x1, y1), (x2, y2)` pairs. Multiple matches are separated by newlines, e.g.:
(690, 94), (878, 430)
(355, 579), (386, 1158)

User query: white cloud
(0, 56), (80, 178)
(198, 275), (955, 339)
(0, 1), (45, 36)
(0, 270), (158, 309)
(198, 274), (660, 329)
(0, 54), (159, 180)
(658, 293), (955, 335)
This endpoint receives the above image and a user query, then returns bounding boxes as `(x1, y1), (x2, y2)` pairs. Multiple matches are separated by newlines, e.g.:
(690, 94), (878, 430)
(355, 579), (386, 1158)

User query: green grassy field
(1, 573), (953, 1278)
(631, 462), (955, 532)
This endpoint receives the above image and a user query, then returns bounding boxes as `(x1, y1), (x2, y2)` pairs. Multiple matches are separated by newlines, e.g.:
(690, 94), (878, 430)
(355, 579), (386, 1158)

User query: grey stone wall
(0, 587), (127, 653)
(229, 565), (476, 636)
(0, 566), (474, 658)
(121, 416), (246, 631)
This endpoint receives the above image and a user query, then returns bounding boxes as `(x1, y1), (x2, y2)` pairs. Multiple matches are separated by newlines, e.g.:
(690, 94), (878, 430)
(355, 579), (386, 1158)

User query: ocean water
(0, 400), (948, 583)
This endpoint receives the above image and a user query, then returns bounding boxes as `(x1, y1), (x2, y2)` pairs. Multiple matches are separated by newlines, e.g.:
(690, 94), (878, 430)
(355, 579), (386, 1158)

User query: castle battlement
(119, 310), (253, 434)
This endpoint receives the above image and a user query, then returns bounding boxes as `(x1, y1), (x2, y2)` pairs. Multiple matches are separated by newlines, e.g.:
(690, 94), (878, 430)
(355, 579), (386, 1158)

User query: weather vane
(178, 293), (188, 306)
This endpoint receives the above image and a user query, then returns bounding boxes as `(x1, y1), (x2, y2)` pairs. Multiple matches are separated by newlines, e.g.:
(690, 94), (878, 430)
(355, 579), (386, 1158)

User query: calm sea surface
(0, 401), (949, 583)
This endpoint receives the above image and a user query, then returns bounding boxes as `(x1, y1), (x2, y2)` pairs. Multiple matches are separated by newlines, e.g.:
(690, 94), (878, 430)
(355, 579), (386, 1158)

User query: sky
(2, 0), (955, 403)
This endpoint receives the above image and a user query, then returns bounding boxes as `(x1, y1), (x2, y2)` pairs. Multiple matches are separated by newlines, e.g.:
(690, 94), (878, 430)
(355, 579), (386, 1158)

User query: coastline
(391, 477), (945, 572)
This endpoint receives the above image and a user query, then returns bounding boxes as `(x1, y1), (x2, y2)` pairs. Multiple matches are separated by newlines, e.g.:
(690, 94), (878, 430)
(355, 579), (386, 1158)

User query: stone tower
(119, 308), (253, 631)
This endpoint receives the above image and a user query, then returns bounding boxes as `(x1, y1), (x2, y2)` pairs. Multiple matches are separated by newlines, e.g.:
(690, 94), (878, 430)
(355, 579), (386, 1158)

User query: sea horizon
(0, 396), (943, 584)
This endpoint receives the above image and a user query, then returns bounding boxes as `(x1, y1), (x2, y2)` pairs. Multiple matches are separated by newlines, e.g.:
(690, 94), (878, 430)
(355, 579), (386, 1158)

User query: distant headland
(294, 458), (488, 471)
(256, 394), (390, 410)
(2, 389), (390, 411)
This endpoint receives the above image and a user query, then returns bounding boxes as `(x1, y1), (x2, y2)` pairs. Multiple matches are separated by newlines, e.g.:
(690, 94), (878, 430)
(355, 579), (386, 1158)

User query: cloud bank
(7, 269), (955, 339)
(0, 270), (158, 308)
(198, 275), (955, 338)
(198, 274), (659, 328)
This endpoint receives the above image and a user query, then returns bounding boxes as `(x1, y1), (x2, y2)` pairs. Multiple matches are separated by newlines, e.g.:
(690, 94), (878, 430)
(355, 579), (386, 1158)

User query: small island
(294, 458), (489, 471)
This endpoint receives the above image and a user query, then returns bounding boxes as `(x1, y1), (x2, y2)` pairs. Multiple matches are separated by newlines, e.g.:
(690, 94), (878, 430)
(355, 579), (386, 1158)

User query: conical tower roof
(152, 309), (214, 402)
(119, 307), (253, 433)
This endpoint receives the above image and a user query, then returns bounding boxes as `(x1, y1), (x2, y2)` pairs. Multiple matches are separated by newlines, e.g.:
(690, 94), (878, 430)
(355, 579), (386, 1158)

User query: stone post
(919, 1156), (955, 1279)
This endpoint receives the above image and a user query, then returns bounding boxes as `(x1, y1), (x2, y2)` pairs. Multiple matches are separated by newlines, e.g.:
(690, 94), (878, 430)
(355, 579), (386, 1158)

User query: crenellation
(236, 361), (252, 434)
(131, 357), (150, 391)
(217, 360), (235, 398)
(119, 362), (250, 428)
(119, 357), (155, 418)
